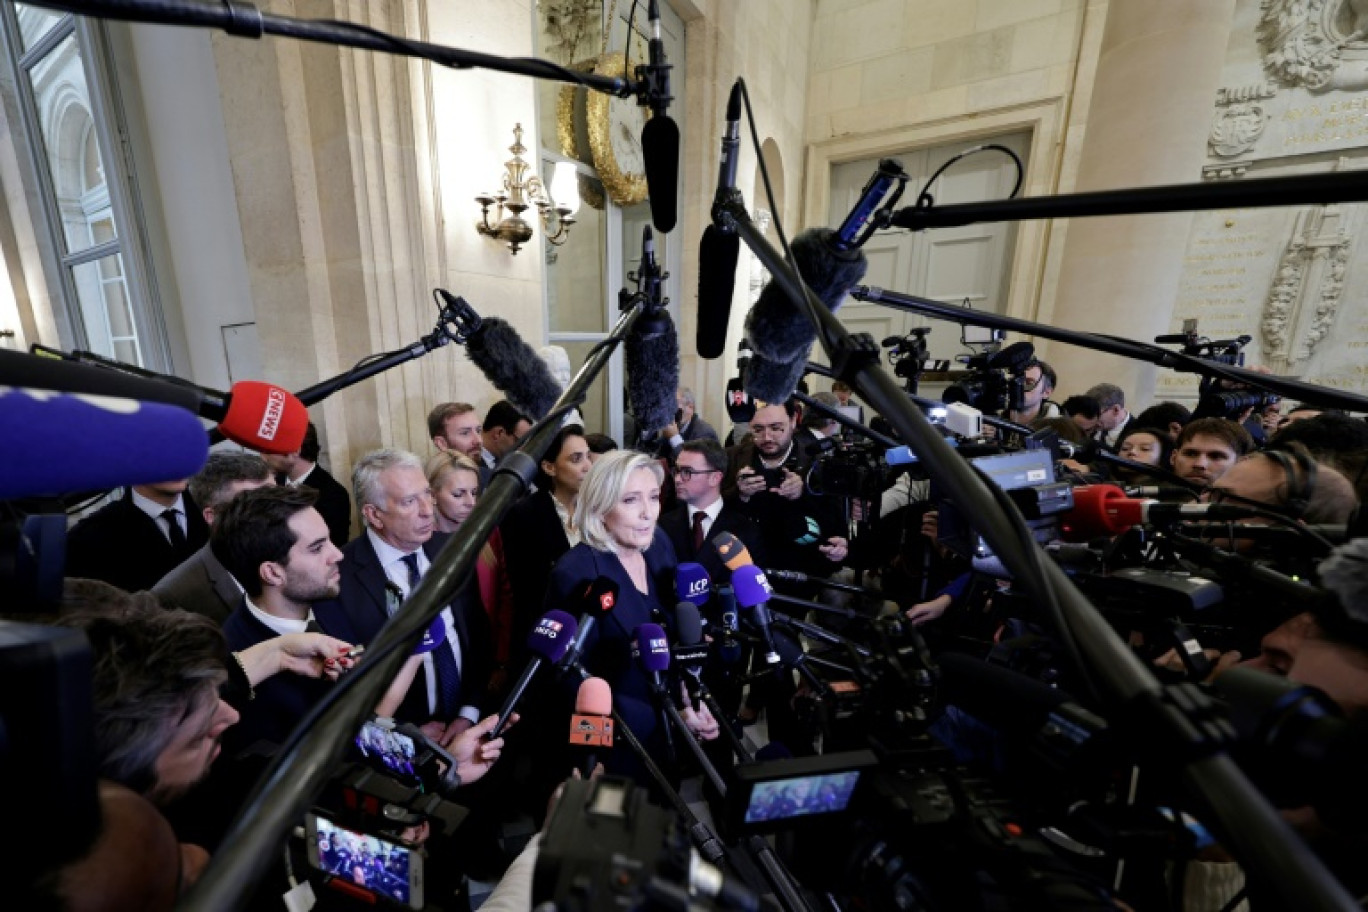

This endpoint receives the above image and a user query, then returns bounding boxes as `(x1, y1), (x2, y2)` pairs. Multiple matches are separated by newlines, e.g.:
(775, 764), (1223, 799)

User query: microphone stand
(711, 184), (1359, 909)
(766, 587), (869, 620)
(766, 614), (873, 659)
(183, 299), (655, 910)
(850, 285), (1368, 414)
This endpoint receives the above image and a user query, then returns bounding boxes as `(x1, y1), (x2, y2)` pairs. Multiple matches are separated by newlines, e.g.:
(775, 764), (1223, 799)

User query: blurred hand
(819, 537), (849, 563)
(736, 468), (766, 501)
(682, 702), (721, 741)
(905, 593), (951, 626)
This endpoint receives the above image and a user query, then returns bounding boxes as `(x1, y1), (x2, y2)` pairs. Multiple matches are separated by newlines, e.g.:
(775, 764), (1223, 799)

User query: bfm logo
(257, 387), (287, 440)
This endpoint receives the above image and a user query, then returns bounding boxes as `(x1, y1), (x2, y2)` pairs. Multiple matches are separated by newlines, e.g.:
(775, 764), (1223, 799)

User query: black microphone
(673, 602), (709, 711)
(696, 81), (743, 361)
(625, 226), (680, 438)
(831, 158), (905, 252)
(489, 610), (578, 739)
(639, 0), (678, 234)
(743, 228), (868, 404)
(715, 584), (743, 667)
(438, 289), (563, 420)
(559, 576), (621, 672)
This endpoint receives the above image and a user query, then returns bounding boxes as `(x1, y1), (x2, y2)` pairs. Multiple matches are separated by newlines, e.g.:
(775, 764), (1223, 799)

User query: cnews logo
(257, 387), (287, 440)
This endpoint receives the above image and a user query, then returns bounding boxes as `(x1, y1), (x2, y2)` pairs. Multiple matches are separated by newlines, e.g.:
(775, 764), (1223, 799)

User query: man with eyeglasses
(1084, 382), (1133, 451)
(1007, 359), (1059, 426)
(660, 439), (765, 583)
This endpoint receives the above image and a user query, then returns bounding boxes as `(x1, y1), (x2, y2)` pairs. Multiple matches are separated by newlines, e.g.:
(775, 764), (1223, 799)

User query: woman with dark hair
(1114, 426), (1174, 485)
(544, 450), (719, 780)
(499, 424), (591, 658)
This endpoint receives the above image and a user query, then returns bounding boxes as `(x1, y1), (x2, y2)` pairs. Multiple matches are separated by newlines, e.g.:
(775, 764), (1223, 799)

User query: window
(0, 3), (167, 368)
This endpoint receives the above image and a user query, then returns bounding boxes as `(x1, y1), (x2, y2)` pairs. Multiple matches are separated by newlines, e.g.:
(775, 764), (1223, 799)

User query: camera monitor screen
(308, 814), (422, 908)
(744, 770), (862, 823)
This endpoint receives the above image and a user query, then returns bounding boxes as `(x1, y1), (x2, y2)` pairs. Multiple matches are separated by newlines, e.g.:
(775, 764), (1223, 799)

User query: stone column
(1044, 0), (1235, 407)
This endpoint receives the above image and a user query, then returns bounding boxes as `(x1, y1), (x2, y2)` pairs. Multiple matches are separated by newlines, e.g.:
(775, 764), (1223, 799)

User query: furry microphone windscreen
(743, 228), (867, 404)
(464, 317), (563, 420)
(625, 309), (681, 437)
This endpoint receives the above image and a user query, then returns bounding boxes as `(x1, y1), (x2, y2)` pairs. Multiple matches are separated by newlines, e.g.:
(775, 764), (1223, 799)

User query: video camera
(1155, 319), (1280, 421)
(943, 340), (1036, 418)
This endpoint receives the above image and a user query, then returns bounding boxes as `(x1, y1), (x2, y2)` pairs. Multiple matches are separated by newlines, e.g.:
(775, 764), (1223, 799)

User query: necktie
(402, 553), (461, 719)
(691, 510), (706, 554)
(161, 509), (187, 550)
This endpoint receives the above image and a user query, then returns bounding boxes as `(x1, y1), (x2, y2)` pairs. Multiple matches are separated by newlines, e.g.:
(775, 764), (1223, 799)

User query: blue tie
(401, 553), (461, 719)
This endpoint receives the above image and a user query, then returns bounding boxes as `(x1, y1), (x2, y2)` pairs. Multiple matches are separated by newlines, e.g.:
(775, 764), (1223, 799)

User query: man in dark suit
(66, 479), (208, 593)
(655, 386), (719, 458)
(659, 439), (765, 585)
(153, 450), (275, 623)
(478, 400), (531, 488)
(1085, 382), (1133, 452)
(212, 486), (345, 752)
(260, 422), (352, 546)
(320, 448), (493, 734)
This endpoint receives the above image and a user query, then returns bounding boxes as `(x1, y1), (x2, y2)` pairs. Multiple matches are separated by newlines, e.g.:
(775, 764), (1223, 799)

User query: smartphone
(306, 813), (424, 908)
(354, 720), (421, 784)
(760, 466), (786, 488)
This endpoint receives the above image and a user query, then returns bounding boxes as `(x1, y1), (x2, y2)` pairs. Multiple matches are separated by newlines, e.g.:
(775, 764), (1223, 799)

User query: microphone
(0, 349), (308, 453)
(0, 389), (209, 499)
(743, 228), (868, 404)
(672, 602), (709, 711)
(639, 0), (679, 234)
(568, 677), (614, 779)
(1123, 485), (1200, 501)
(710, 530), (753, 574)
(490, 610), (578, 739)
(560, 576), (621, 672)
(439, 290), (563, 421)
(831, 158), (905, 252)
(730, 564), (781, 665)
(675, 562), (711, 607)
(633, 622), (672, 695)
(696, 81), (743, 361)
(715, 585), (743, 667)
(624, 227), (681, 438)
(1062, 484), (1264, 540)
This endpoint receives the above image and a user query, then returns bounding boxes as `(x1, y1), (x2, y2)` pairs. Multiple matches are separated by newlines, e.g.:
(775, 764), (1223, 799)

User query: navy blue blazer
(315, 531), (494, 724)
(544, 532), (678, 753)
(658, 502), (767, 599)
(221, 601), (336, 753)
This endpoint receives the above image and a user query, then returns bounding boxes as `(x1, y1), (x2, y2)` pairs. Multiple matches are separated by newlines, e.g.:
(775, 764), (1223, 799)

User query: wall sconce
(475, 124), (580, 255)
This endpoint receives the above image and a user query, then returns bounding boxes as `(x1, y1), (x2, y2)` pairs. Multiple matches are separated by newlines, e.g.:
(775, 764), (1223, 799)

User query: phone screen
(307, 814), (423, 908)
(355, 721), (420, 783)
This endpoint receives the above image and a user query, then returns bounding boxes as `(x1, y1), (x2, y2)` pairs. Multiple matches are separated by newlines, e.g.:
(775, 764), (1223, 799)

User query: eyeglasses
(672, 466), (720, 481)
(1022, 375), (1045, 392)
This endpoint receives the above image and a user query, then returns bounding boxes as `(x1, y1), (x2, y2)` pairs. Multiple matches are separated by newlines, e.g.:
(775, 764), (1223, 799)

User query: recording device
(491, 609), (578, 738)
(730, 564), (782, 665)
(675, 562), (711, 607)
(672, 602), (710, 710)
(943, 340), (1035, 417)
(1156, 320), (1280, 421)
(726, 750), (877, 834)
(562, 576), (620, 672)
(624, 226), (681, 437)
(881, 327), (939, 393)
(350, 716), (461, 796)
(535, 776), (759, 911)
(639, 0), (679, 233)
(306, 812), (424, 909)
(832, 159), (908, 251)
(437, 289), (563, 421)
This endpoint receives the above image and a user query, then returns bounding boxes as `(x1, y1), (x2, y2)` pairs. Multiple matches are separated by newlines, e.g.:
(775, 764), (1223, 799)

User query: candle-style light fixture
(475, 124), (580, 255)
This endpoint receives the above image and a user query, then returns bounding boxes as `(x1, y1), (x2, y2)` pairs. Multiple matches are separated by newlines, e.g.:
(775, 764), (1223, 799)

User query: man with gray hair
(153, 450), (275, 624)
(322, 448), (493, 733)
(1084, 382), (1133, 451)
(655, 385), (719, 457)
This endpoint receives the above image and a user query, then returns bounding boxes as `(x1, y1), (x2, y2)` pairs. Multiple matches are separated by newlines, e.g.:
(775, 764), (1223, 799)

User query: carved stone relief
(1259, 201), (1355, 372)
(1210, 102), (1272, 155)
(1258, 0), (1368, 92)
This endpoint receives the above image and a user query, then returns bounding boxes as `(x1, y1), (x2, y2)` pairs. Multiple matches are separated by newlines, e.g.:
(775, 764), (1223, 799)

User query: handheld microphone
(730, 564), (781, 665)
(743, 228), (868, 404)
(0, 349), (308, 453)
(675, 562), (711, 607)
(560, 576), (621, 671)
(438, 290), (563, 421)
(639, 0), (679, 233)
(568, 677), (614, 778)
(715, 585), (743, 667)
(696, 81), (743, 360)
(710, 530), (754, 573)
(0, 389), (209, 499)
(625, 227), (681, 437)
(672, 602), (709, 710)
(1062, 484), (1263, 540)
(633, 622), (672, 694)
(490, 610), (577, 739)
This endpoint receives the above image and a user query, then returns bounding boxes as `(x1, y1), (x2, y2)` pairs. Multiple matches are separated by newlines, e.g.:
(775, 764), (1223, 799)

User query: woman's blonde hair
(575, 449), (663, 552)
(425, 450), (482, 492)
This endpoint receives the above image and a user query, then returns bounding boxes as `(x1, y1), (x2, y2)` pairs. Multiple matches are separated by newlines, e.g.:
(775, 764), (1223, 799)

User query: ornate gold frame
(585, 53), (649, 207)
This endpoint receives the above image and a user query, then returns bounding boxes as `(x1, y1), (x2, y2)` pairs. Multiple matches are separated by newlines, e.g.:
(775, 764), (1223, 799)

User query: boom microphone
(639, 0), (679, 233)
(490, 610), (577, 739)
(0, 389), (209, 499)
(439, 289), (562, 420)
(1062, 484), (1265, 540)
(624, 227), (681, 437)
(568, 677), (614, 778)
(697, 81), (743, 361)
(0, 349), (307, 453)
(743, 228), (868, 404)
